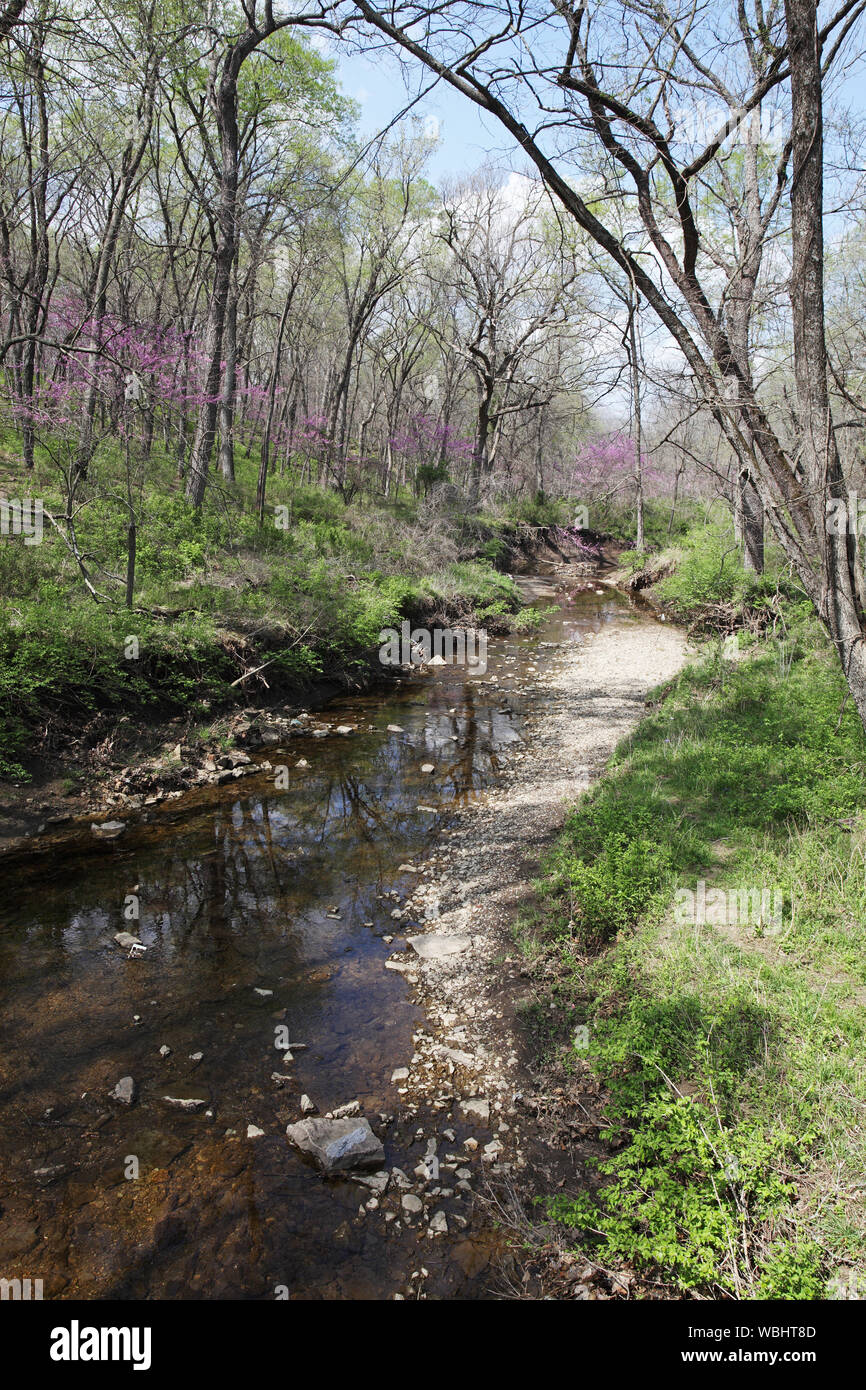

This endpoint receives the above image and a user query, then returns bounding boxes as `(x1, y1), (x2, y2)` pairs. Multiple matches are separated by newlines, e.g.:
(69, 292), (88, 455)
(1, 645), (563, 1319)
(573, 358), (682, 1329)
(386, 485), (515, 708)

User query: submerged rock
(286, 1117), (385, 1173)
(113, 931), (141, 951)
(109, 1076), (137, 1107)
(351, 1170), (390, 1194)
(160, 1086), (210, 1113)
(92, 820), (126, 839)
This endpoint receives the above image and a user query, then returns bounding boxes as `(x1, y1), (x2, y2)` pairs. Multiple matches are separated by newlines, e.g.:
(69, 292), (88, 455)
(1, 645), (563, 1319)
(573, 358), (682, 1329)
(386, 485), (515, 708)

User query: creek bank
(0, 609), (494, 856)
(0, 530), (604, 857)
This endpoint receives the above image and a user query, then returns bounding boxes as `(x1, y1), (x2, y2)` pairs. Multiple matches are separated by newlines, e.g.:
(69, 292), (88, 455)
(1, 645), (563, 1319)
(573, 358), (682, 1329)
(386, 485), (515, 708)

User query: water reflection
(0, 588), (636, 1298)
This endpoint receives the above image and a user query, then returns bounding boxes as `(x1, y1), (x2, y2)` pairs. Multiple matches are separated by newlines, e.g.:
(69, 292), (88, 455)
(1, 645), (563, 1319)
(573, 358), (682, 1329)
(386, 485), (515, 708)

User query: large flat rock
(406, 934), (471, 960)
(286, 1117), (385, 1173)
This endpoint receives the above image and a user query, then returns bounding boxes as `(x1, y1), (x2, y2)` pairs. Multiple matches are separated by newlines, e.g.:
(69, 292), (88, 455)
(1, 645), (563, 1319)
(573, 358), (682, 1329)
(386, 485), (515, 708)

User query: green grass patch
(520, 617), (866, 1299)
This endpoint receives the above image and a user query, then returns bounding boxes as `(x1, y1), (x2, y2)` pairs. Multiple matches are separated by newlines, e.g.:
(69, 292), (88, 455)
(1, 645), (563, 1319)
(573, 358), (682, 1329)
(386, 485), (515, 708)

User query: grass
(515, 529), (866, 1299)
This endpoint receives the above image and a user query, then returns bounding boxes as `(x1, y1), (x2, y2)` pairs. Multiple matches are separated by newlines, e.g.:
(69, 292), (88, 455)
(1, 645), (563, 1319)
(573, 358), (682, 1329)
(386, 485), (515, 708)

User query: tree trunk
(218, 279), (238, 483)
(785, 0), (866, 720)
(185, 64), (240, 509)
(627, 293), (644, 550)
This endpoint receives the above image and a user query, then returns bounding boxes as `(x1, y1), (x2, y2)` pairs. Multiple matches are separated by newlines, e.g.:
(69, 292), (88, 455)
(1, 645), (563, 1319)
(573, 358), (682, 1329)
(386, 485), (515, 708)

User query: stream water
(0, 580), (638, 1300)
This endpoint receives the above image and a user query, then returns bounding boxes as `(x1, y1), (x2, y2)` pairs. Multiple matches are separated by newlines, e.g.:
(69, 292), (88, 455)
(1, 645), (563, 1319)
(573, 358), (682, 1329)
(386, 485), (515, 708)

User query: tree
(175, 2), (346, 508)
(433, 173), (587, 505)
(352, 0), (866, 728)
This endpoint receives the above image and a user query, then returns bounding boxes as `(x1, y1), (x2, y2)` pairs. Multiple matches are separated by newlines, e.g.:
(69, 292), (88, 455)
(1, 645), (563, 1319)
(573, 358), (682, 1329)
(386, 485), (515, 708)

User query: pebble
(109, 1076), (136, 1107)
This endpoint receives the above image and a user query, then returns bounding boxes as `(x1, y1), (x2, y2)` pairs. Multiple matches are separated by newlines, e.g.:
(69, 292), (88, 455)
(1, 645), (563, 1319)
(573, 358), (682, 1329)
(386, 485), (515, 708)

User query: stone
(401, 1194), (423, 1215)
(286, 1117), (385, 1173)
(420, 764), (435, 774)
(428, 1210), (448, 1235)
(459, 1098), (490, 1123)
(253, 987), (273, 997)
(113, 931), (140, 950)
(92, 820), (126, 839)
(247, 1124), (265, 1139)
(351, 1170), (390, 1195)
(386, 725), (404, 733)
(390, 1067), (410, 1084)
(329, 1100), (360, 1119)
(109, 1076), (136, 1107)
(161, 1087), (210, 1113)
(406, 934), (471, 960)
(335, 725), (355, 735)
(300, 1094), (317, 1114)
(159, 1045), (171, 1058)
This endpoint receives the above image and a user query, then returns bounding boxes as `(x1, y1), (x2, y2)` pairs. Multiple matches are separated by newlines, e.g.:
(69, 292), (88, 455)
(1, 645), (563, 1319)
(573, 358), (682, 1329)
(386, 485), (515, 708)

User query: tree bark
(785, 0), (866, 718)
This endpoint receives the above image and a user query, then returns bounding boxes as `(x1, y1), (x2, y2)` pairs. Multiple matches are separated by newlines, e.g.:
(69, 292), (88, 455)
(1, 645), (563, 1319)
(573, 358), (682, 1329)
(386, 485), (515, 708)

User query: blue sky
(329, 41), (518, 183)
(326, 24), (866, 187)
(326, 23), (866, 187)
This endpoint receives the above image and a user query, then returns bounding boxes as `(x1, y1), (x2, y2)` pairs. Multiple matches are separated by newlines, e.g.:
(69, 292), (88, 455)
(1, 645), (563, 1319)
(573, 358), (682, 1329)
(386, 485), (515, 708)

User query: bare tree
(352, 0), (866, 726)
(433, 173), (587, 504)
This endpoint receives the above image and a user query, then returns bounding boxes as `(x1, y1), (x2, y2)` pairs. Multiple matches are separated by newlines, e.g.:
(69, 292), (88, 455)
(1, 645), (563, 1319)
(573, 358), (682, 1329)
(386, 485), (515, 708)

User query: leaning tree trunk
(738, 467), (765, 574)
